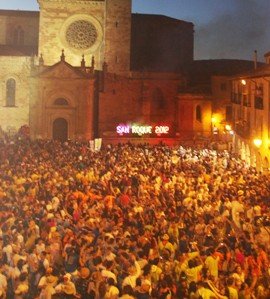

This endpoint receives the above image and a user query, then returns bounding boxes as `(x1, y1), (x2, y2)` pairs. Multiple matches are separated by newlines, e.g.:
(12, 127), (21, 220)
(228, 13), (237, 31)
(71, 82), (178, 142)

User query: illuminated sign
(116, 124), (170, 136)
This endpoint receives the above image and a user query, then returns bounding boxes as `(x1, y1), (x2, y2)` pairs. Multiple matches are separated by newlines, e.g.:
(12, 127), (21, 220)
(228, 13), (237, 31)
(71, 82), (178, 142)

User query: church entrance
(53, 118), (68, 141)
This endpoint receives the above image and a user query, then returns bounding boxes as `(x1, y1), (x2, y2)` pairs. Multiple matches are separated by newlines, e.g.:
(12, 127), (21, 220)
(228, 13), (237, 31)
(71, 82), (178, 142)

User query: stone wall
(104, 0), (131, 74)
(29, 61), (95, 140)
(99, 71), (182, 137)
(211, 75), (232, 124)
(0, 56), (31, 133)
(38, 0), (105, 68)
(177, 93), (212, 139)
(0, 11), (39, 46)
(131, 14), (194, 72)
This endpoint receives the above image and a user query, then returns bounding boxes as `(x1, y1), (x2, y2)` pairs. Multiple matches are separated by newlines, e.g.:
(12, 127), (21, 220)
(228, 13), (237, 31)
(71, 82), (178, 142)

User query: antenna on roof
(254, 50), (257, 70)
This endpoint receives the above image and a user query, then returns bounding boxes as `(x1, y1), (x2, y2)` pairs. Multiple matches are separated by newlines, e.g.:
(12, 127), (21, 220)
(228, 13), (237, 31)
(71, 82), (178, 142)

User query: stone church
(0, 0), (195, 141)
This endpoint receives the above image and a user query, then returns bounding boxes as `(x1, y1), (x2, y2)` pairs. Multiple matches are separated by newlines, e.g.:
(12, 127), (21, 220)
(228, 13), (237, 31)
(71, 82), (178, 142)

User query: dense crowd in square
(0, 137), (269, 299)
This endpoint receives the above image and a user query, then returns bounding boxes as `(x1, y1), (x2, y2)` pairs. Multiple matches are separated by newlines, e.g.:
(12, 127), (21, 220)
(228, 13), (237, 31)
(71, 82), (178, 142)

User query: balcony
(235, 122), (251, 139)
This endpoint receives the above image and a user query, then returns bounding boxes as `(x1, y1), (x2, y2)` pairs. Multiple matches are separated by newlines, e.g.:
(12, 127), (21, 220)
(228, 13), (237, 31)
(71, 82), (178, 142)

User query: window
(6, 78), (16, 107)
(220, 83), (227, 91)
(196, 105), (202, 122)
(13, 26), (24, 45)
(255, 84), (263, 97)
(54, 98), (68, 106)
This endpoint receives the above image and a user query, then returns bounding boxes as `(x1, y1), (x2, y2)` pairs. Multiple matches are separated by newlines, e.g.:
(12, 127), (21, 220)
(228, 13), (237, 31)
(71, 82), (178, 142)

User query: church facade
(0, 0), (196, 142)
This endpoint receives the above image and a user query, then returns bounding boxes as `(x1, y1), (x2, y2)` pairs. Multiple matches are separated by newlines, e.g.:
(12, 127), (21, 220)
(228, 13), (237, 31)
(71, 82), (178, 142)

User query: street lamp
(241, 79), (246, 85)
(225, 124), (231, 131)
(211, 116), (217, 124)
(253, 138), (262, 148)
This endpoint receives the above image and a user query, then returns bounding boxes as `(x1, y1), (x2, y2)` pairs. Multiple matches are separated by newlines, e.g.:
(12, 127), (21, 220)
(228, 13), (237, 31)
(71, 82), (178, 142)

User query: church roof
(131, 13), (194, 72)
(0, 9), (39, 17)
(132, 13), (193, 26)
(0, 45), (38, 56)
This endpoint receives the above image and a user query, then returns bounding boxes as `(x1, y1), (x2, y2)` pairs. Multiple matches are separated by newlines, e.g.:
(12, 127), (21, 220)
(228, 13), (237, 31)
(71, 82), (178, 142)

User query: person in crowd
(0, 138), (269, 298)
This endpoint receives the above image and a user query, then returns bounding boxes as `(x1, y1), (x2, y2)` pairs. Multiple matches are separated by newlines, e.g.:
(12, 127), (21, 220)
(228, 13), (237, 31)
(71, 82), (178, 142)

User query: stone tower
(37, 0), (131, 73)
(104, 0), (131, 74)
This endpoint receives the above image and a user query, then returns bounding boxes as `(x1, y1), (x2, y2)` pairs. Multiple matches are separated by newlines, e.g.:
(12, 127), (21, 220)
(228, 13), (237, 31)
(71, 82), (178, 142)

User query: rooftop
(0, 45), (38, 56)
(0, 9), (39, 17)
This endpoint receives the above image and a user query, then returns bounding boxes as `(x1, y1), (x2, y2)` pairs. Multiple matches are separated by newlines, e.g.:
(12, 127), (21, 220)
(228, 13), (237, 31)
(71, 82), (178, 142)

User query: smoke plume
(195, 0), (270, 62)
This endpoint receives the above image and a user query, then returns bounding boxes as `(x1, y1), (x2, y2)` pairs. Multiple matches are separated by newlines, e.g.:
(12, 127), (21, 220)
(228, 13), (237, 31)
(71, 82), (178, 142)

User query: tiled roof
(183, 59), (266, 84)
(132, 13), (194, 27)
(231, 63), (270, 79)
(0, 45), (38, 56)
(0, 9), (39, 17)
(185, 59), (265, 76)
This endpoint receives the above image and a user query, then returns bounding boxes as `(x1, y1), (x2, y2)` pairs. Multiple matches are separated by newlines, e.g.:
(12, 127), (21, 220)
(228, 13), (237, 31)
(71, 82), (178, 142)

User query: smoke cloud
(195, 0), (270, 62)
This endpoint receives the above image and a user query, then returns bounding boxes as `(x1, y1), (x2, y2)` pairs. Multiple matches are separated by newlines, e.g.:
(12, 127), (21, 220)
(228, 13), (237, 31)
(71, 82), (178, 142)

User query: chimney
(254, 50), (257, 70)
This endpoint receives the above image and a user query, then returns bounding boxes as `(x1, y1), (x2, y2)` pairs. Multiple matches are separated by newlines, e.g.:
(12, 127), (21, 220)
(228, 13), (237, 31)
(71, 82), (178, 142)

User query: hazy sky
(0, 0), (269, 61)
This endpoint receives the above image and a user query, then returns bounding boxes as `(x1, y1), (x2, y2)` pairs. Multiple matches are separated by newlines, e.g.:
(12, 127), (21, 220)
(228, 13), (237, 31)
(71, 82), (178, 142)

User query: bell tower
(37, 0), (131, 73)
(104, 0), (131, 74)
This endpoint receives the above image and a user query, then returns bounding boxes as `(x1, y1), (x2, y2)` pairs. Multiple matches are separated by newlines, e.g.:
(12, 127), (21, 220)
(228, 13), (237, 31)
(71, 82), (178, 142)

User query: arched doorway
(53, 118), (68, 141)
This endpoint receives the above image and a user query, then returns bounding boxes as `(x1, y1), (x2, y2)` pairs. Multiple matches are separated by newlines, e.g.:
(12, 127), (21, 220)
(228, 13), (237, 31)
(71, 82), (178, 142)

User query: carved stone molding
(66, 20), (97, 50)
(60, 14), (103, 54)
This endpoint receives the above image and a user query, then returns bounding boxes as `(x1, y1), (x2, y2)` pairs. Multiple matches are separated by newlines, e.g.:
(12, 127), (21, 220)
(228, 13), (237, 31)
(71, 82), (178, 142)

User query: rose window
(66, 20), (97, 50)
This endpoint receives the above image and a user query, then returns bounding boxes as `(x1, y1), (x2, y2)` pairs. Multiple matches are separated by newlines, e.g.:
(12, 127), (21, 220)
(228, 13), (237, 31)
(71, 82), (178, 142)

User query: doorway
(53, 118), (68, 141)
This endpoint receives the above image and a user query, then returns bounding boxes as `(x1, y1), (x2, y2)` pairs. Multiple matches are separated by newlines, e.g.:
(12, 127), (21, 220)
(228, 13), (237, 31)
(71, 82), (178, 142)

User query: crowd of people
(0, 138), (269, 299)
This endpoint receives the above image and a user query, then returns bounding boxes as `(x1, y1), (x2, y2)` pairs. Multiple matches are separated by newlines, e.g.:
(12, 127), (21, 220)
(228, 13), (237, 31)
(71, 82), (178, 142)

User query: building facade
(0, 0), (196, 142)
(0, 0), (262, 145)
(231, 56), (270, 171)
